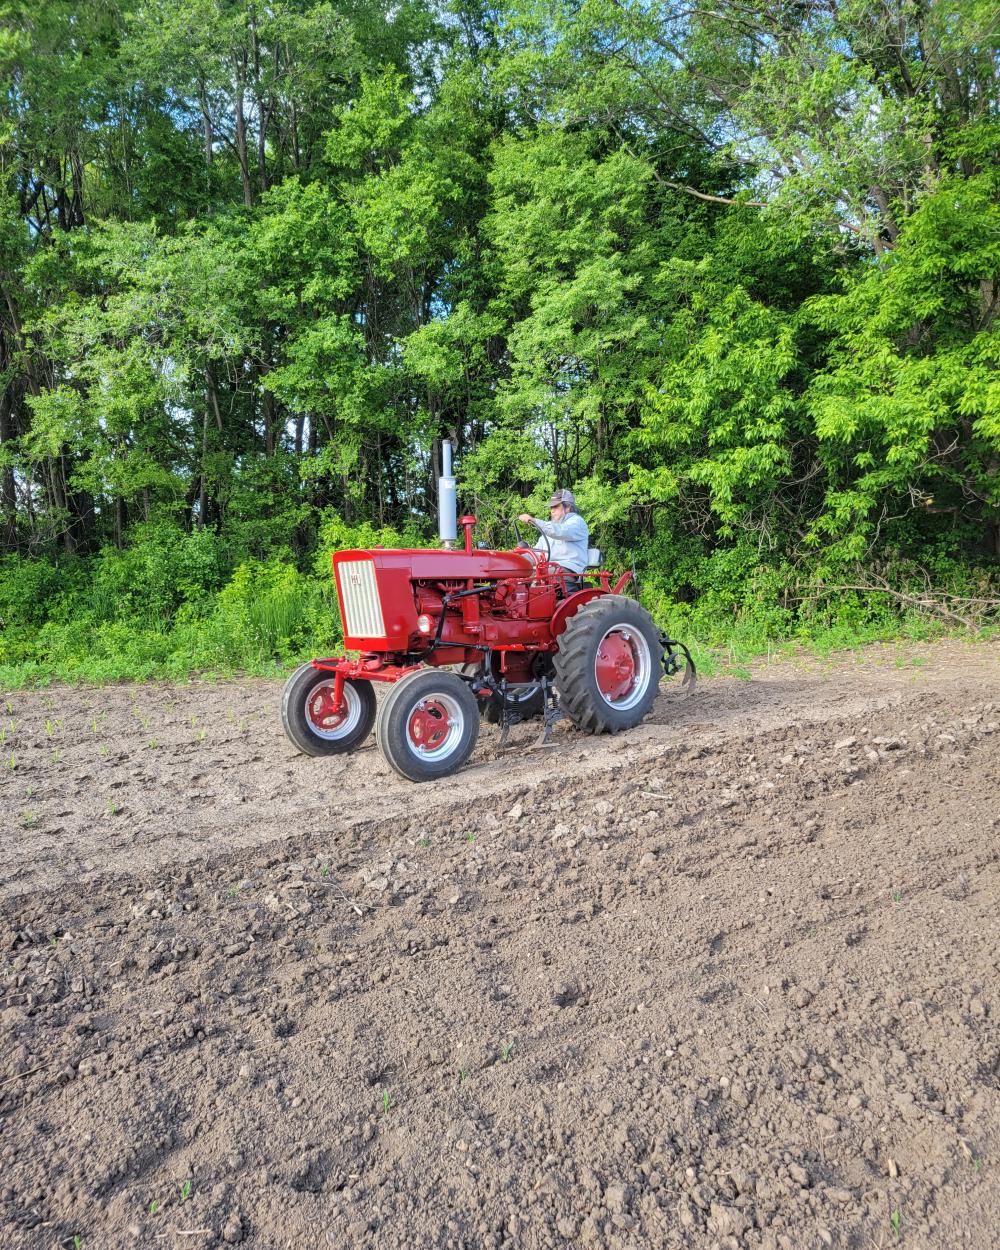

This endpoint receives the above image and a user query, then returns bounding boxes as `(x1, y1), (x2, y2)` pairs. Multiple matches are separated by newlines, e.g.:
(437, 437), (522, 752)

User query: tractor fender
(550, 587), (607, 639)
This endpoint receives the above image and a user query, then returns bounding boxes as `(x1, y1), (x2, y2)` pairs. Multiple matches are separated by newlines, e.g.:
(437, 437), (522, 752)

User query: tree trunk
(248, 9), (270, 194)
(198, 400), (210, 528)
(0, 388), (17, 551)
(115, 495), (127, 549)
(259, 322), (278, 453)
(233, 56), (254, 209)
(206, 365), (224, 433)
(49, 457), (74, 552)
(0, 325), (18, 550)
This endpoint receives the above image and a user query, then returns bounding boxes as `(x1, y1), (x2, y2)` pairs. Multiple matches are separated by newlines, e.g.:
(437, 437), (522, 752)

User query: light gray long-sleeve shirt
(532, 511), (590, 573)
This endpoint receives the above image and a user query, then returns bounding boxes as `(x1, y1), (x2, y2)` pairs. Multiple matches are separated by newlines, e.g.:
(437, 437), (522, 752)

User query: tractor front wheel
(281, 663), (377, 756)
(376, 670), (480, 782)
(554, 595), (661, 733)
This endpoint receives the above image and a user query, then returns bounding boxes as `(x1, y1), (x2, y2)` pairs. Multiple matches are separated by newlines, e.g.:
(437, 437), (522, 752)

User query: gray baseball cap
(547, 488), (576, 508)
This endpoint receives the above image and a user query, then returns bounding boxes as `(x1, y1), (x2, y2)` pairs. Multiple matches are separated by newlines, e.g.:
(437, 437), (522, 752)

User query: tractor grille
(336, 559), (385, 638)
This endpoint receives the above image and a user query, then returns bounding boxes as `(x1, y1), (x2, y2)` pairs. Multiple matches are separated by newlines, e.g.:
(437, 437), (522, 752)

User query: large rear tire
(281, 663), (377, 756)
(376, 670), (480, 782)
(554, 595), (661, 734)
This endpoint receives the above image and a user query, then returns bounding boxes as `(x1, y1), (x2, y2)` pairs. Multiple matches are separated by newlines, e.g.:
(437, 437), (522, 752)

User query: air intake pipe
(438, 439), (457, 548)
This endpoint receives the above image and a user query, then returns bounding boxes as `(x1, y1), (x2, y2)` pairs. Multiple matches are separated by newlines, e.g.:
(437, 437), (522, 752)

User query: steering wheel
(512, 516), (551, 563)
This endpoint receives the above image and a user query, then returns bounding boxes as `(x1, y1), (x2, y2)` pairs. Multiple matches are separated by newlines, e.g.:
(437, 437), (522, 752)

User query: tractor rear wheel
(376, 670), (480, 782)
(554, 595), (661, 734)
(281, 663), (376, 756)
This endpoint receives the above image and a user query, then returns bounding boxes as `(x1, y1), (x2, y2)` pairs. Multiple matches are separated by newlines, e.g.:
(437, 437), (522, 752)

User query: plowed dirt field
(1, 641), (998, 1250)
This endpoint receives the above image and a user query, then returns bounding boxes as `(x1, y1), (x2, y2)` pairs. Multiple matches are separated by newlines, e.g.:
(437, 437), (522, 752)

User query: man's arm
(531, 513), (587, 540)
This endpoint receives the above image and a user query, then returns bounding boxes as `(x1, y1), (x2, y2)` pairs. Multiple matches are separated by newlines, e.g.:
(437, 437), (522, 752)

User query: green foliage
(199, 559), (334, 670)
(0, 523), (351, 686)
(0, 0), (995, 685)
(313, 511), (425, 577)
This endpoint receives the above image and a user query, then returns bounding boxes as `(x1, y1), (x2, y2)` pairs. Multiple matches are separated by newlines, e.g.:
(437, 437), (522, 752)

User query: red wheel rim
(408, 699), (452, 751)
(595, 631), (637, 703)
(307, 682), (351, 734)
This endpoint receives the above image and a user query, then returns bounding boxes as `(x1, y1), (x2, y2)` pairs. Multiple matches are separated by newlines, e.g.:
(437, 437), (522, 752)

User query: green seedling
(141, 716), (150, 730)
(91, 718), (97, 733)
(147, 738), (158, 750)
(197, 729), (207, 742)
(238, 719), (247, 732)
(21, 809), (36, 827)
(73, 1237), (82, 1250)
(45, 719), (54, 737)
(381, 1088), (392, 1114)
(25, 784), (34, 799)
(891, 889), (902, 903)
(890, 1209), (901, 1237)
(418, 838), (429, 848)
(51, 749), (62, 764)
(4, 701), (12, 714)
(458, 1067), (467, 1086)
(99, 743), (109, 758)
(190, 715), (198, 728)
(226, 886), (238, 898)
(973, 1157), (983, 1172)
(466, 833), (475, 844)
(106, 800), (119, 816)
(320, 864), (330, 878)
(179, 1179), (191, 1203)
(149, 1199), (159, 1215)
(500, 1040), (514, 1063)
(226, 708), (235, 722)
(7, 752), (15, 770)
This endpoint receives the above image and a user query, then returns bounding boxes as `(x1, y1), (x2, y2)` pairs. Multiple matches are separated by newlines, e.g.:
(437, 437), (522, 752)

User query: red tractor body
(281, 478), (693, 782)
(318, 517), (629, 689)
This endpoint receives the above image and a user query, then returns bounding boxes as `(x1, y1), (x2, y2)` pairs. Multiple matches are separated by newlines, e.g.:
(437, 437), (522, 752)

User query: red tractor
(281, 446), (693, 781)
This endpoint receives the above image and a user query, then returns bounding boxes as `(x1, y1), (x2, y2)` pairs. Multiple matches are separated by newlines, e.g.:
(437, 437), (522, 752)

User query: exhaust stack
(438, 439), (457, 548)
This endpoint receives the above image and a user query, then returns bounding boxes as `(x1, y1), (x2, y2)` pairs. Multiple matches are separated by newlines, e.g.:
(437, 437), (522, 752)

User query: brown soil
(1, 640), (998, 1250)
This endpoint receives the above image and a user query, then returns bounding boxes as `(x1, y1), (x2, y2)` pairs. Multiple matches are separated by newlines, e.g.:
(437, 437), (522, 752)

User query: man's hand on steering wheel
(513, 513), (551, 561)
(513, 514), (533, 547)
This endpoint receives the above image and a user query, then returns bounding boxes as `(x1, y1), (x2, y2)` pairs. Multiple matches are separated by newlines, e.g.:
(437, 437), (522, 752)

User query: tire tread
(553, 596), (660, 734)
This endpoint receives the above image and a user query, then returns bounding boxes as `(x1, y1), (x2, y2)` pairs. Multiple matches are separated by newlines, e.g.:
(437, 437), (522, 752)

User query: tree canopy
(0, 0), (997, 679)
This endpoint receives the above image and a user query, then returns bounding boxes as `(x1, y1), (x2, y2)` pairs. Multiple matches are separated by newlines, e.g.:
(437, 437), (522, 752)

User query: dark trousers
(553, 568), (584, 595)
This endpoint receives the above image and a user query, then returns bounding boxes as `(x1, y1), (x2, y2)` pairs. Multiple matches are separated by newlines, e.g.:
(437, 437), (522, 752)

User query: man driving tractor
(518, 489), (589, 588)
(281, 461), (695, 780)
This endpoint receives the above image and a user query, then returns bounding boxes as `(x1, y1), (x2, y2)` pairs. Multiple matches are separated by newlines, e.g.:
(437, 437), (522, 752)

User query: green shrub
(88, 522), (229, 625)
(313, 510), (424, 579)
(191, 559), (337, 671)
(0, 512), (993, 689)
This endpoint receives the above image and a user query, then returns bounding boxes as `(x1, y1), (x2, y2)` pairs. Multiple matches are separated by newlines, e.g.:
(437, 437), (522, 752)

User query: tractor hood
(331, 547), (534, 650)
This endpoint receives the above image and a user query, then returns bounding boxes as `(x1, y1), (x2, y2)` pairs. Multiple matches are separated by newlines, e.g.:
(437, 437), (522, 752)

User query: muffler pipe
(438, 439), (457, 548)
